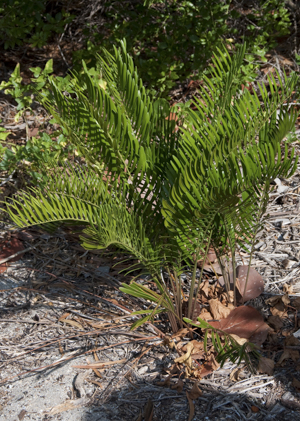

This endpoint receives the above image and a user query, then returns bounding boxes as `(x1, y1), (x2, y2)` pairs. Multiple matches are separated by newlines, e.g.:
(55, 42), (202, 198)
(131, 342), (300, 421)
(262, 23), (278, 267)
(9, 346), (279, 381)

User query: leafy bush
(0, 59), (55, 121)
(4, 42), (299, 362)
(0, 133), (75, 185)
(0, 0), (74, 49)
(74, 0), (292, 95)
(0, 60), (77, 183)
(0, 57), (111, 183)
(1, 0), (292, 98)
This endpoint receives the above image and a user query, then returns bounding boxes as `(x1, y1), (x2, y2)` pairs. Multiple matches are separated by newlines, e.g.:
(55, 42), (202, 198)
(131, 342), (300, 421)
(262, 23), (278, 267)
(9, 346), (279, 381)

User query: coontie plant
(4, 41), (299, 362)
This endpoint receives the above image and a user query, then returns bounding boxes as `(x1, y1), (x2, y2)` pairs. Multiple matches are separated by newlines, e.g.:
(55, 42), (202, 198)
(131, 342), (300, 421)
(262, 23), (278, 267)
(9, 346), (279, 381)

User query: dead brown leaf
(292, 378), (300, 391)
(267, 315), (284, 331)
(18, 410), (27, 421)
(171, 328), (190, 339)
(261, 65), (276, 74)
(166, 364), (181, 376)
(277, 349), (291, 365)
(61, 319), (83, 329)
(277, 336), (300, 364)
(218, 266), (263, 303)
(142, 399), (154, 421)
(47, 398), (88, 415)
(197, 249), (217, 267)
(283, 283), (293, 295)
(163, 336), (176, 350)
(209, 299), (232, 319)
(220, 290), (234, 305)
(197, 308), (213, 321)
(230, 334), (248, 346)
(209, 353), (220, 371)
(58, 313), (71, 322)
(282, 329), (293, 337)
(191, 341), (205, 360)
(188, 382), (202, 399)
(266, 294), (289, 317)
(270, 304), (287, 318)
(0, 237), (24, 273)
(186, 382), (202, 421)
(191, 366), (202, 379)
(285, 335), (300, 347)
(199, 363), (214, 377)
(278, 349), (299, 365)
(171, 379), (184, 393)
(282, 293), (290, 307)
(265, 295), (282, 306)
(175, 342), (194, 367)
(209, 306), (270, 346)
(182, 340), (205, 360)
(203, 261), (229, 275)
(230, 367), (243, 382)
(200, 353), (220, 377)
(258, 356), (274, 376)
(293, 297), (300, 310)
(199, 280), (211, 299)
(186, 390), (195, 421)
(156, 376), (171, 387)
(236, 266), (264, 302)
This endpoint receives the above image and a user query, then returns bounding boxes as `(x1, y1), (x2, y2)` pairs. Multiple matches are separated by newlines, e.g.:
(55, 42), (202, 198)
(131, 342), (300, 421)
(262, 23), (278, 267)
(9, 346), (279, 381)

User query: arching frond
(4, 40), (299, 348)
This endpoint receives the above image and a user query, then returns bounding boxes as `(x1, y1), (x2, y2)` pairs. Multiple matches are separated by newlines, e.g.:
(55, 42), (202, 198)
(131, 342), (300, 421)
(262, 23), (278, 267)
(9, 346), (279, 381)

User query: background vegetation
(1, 0), (299, 182)
(0, 0), (297, 94)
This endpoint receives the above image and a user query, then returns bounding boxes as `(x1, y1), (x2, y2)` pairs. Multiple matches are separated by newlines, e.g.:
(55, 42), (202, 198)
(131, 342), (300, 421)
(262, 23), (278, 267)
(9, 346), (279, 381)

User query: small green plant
(0, 61), (78, 184)
(0, 132), (75, 185)
(0, 121), (10, 141)
(4, 41), (299, 364)
(0, 59), (109, 184)
(0, 59), (55, 122)
(0, 57), (107, 123)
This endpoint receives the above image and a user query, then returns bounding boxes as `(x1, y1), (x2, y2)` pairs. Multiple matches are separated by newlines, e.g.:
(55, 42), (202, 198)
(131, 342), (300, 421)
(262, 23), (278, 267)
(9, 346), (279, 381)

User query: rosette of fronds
(162, 45), (298, 310)
(4, 40), (299, 344)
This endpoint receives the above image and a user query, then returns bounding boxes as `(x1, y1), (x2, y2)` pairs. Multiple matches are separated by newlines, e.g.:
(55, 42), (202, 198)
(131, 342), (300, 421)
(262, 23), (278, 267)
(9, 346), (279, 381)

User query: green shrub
(0, 59), (55, 121)
(1, 1), (292, 98)
(0, 132), (76, 185)
(0, 58), (107, 183)
(74, 0), (292, 96)
(0, 0), (74, 49)
(4, 41), (299, 363)
(0, 60), (77, 183)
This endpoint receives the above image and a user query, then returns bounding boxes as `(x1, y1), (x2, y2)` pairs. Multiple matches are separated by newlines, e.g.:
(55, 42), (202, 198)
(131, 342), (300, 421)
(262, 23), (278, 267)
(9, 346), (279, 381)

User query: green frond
(162, 48), (299, 257)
